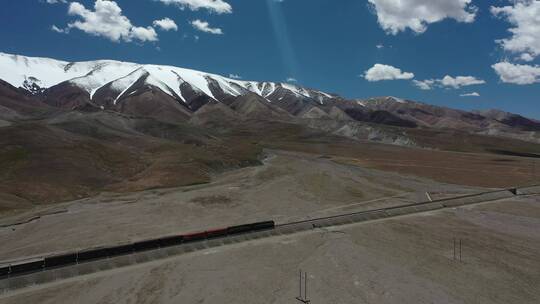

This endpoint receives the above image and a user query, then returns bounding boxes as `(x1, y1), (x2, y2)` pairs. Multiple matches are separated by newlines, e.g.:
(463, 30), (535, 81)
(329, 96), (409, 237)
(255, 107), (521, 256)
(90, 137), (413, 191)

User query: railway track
(0, 184), (539, 293)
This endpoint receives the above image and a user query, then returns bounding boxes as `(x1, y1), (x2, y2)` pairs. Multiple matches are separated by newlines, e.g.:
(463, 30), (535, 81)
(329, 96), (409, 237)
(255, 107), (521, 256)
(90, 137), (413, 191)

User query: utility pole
(296, 270), (311, 304)
(453, 238), (456, 260)
(533, 159), (537, 184)
(459, 239), (462, 262)
(453, 238), (462, 262)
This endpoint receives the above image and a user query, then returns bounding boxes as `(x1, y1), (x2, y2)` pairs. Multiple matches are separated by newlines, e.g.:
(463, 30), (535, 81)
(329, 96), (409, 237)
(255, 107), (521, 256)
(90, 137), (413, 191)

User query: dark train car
(107, 244), (134, 257)
(77, 248), (109, 262)
(251, 221), (275, 231)
(9, 259), (44, 275)
(182, 231), (207, 243)
(44, 253), (77, 268)
(0, 265), (10, 278)
(158, 235), (184, 247)
(133, 239), (160, 252)
(227, 221), (275, 235)
(227, 223), (256, 235)
(205, 228), (228, 239)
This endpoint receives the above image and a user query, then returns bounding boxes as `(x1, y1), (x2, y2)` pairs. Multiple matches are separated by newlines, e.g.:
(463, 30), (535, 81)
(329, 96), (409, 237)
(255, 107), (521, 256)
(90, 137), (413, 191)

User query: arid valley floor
(0, 148), (539, 304)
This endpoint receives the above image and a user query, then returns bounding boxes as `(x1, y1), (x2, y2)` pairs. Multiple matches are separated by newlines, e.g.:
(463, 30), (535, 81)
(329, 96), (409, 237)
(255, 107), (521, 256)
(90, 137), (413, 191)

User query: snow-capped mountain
(0, 52), (335, 112)
(1, 52), (539, 143)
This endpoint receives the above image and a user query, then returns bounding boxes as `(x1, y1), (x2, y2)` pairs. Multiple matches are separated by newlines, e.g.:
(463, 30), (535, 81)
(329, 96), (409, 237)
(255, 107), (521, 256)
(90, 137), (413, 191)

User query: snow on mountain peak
(0, 52), (337, 107)
(387, 96), (406, 103)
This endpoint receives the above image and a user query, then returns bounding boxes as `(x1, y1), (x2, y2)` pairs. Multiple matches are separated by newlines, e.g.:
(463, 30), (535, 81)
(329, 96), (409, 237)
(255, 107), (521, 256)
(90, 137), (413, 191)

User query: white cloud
(460, 92), (480, 97)
(66, 0), (158, 43)
(376, 44), (384, 49)
(155, 0), (232, 14)
(130, 26), (158, 42)
(51, 25), (67, 33)
(153, 18), (178, 31)
(519, 53), (535, 62)
(439, 75), (485, 89)
(364, 64), (414, 81)
(368, 0), (477, 35)
(191, 19), (223, 34)
(492, 62), (540, 85)
(229, 74), (242, 79)
(413, 75), (485, 90)
(413, 79), (436, 90)
(286, 77), (298, 82)
(45, 0), (67, 4)
(491, 1), (540, 61)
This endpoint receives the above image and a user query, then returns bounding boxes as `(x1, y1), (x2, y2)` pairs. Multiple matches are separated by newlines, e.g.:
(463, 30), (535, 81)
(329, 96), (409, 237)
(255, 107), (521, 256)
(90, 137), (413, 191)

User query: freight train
(0, 221), (275, 278)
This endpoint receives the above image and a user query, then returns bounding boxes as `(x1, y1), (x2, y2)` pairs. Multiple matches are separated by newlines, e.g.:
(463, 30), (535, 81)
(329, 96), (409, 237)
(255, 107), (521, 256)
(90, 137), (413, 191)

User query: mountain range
(1, 52), (539, 144)
(1, 52), (540, 208)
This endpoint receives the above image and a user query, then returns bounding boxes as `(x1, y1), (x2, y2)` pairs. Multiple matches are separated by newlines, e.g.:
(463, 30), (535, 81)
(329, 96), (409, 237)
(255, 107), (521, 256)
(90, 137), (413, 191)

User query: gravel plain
(0, 195), (538, 304)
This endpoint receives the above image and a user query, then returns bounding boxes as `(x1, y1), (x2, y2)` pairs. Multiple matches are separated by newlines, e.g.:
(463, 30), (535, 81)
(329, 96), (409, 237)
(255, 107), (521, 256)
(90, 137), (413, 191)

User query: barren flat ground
(0, 150), (483, 262)
(1, 195), (538, 304)
(1, 145), (539, 304)
(265, 139), (538, 188)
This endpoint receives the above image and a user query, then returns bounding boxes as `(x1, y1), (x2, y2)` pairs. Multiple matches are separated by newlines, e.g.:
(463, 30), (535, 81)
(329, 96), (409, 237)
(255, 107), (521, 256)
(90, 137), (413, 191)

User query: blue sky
(1, 0), (539, 118)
